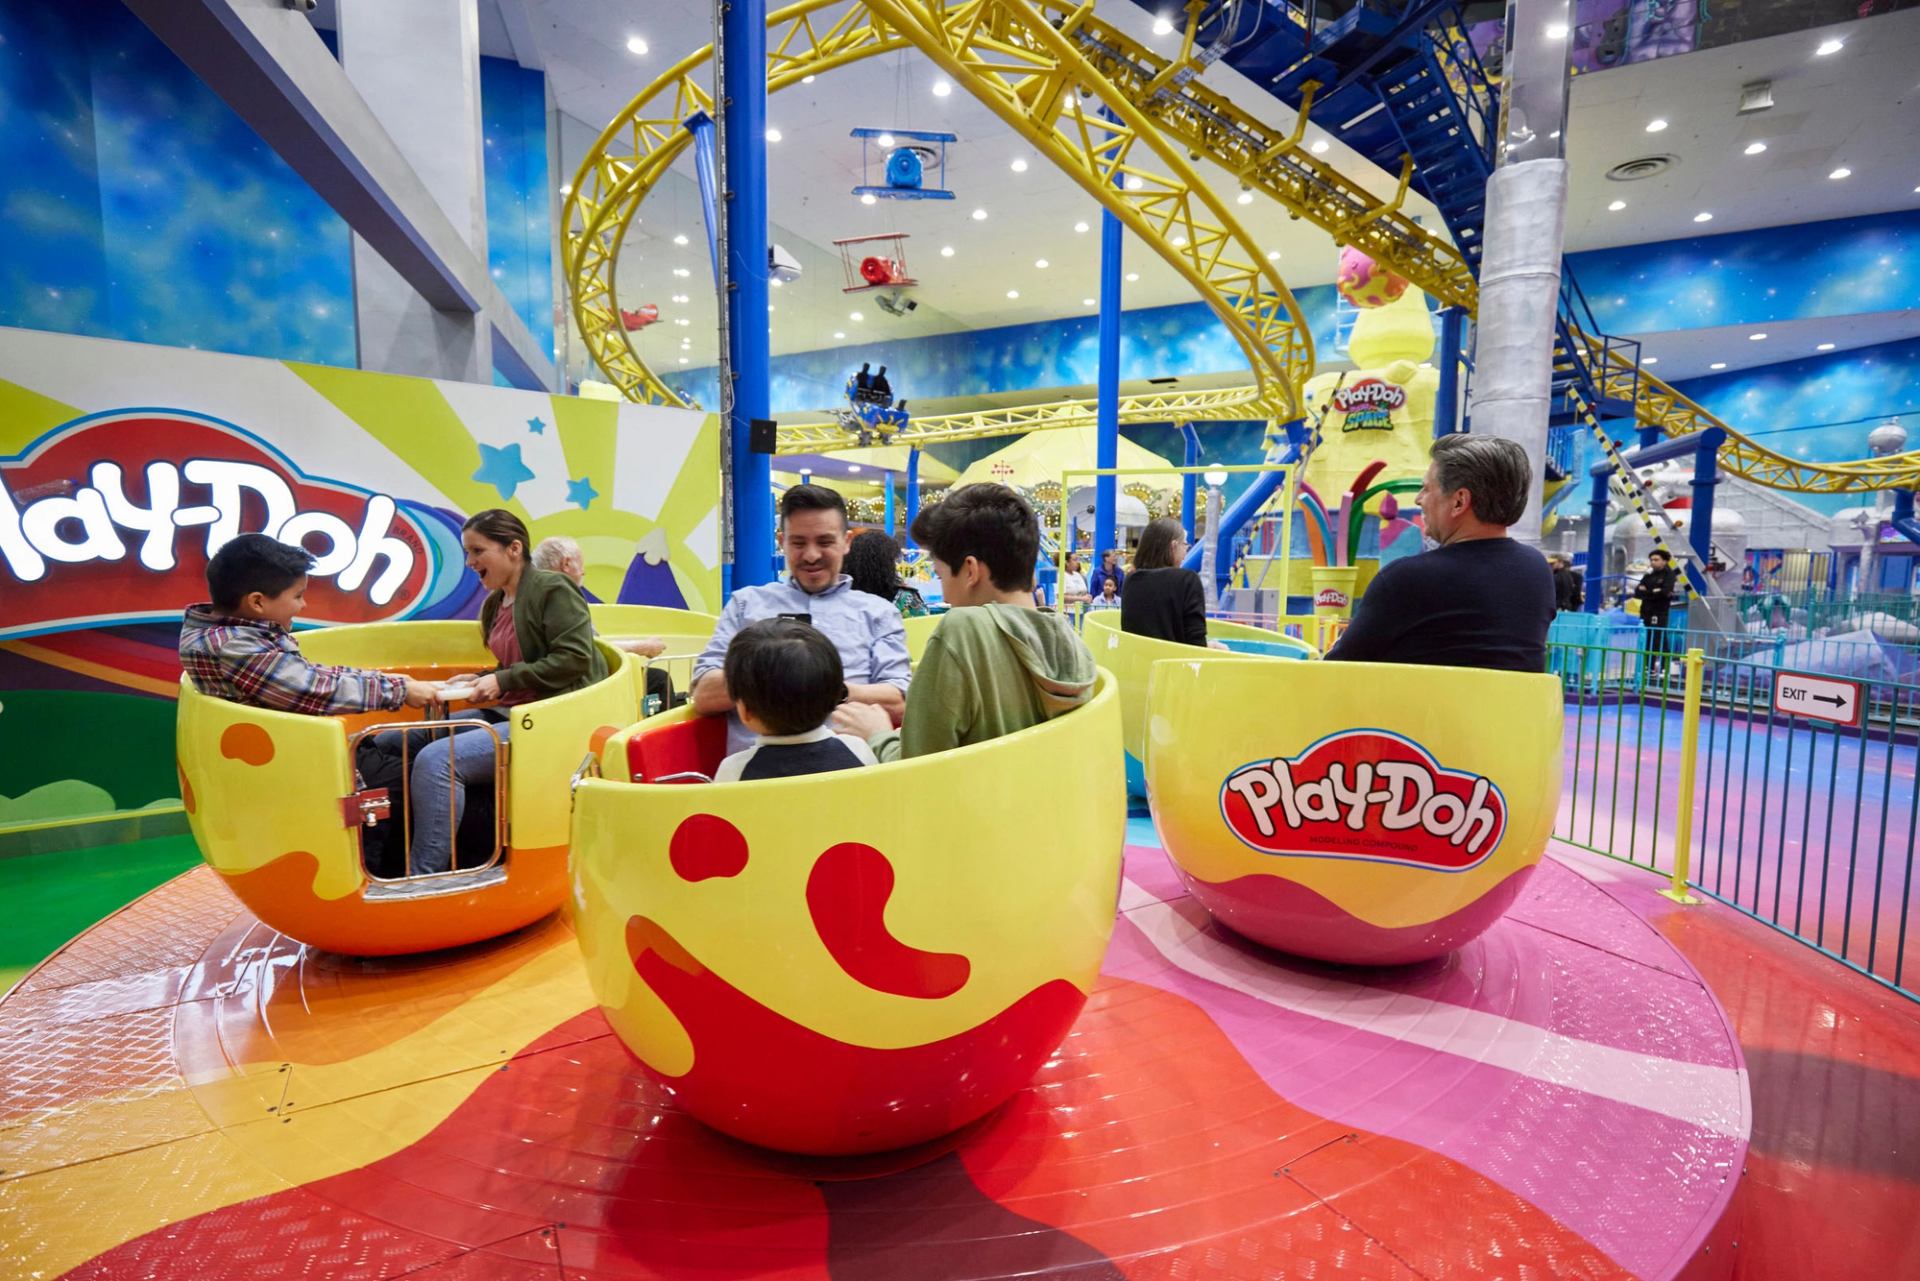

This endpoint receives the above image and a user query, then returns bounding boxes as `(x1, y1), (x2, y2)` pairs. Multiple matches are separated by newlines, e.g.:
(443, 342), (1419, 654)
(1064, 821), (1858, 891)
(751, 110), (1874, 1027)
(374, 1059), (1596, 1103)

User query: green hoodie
(871, 603), (1097, 762)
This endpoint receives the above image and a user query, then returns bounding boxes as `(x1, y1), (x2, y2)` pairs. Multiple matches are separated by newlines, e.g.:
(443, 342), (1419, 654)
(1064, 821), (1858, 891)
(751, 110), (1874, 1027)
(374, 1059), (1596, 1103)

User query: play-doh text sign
(0, 411), (432, 640)
(1219, 730), (1507, 871)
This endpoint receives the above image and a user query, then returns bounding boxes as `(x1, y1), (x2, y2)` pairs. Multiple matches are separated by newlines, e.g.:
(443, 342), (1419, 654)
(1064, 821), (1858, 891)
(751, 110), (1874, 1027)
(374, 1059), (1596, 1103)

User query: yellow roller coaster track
(564, 0), (1920, 493)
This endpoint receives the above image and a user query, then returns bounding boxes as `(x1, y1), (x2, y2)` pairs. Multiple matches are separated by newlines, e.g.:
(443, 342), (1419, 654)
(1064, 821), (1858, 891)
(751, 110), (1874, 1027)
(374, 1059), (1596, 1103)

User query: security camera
(876, 290), (917, 317)
(286, 0), (317, 11)
(769, 243), (802, 284)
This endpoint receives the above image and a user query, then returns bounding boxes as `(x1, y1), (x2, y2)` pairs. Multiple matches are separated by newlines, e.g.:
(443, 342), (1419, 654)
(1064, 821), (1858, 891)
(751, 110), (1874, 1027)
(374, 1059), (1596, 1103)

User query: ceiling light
(801, 74), (815, 84)
(1749, 332), (1768, 341)
(1010, 158), (1028, 173)
(1034, 258), (1049, 268)
(673, 267), (690, 277)
(1645, 118), (1668, 133)
(877, 133), (896, 148)
(971, 207), (988, 220)
(1544, 21), (1568, 39)
(626, 35), (649, 55)
(1693, 211), (1713, 223)
(847, 464), (862, 473)
(1608, 199), (1627, 211)
(1817, 342), (1836, 351)
(1643, 356), (1658, 365)
(559, 183), (572, 196)
(677, 357), (688, 364)
(766, 127), (783, 143)
(1083, 297), (1096, 306)
(1237, 189), (1253, 205)
(1171, 235), (1187, 247)
(1124, 175), (1146, 191)
(1829, 167), (1851, 180)
(1816, 38), (1844, 56)
(1074, 220), (1090, 233)
(1265, 250), (1280, 261)
(935, 245), (953, 259)
(1125, 271), (1139, 281)
(833, 331), (845, 339)
(860, 193), (877, 205)
(1744, 141), (1767, 156)
(1309, 139), (1329, 154)
(850, 311), (863, 321)
(932, 79), (951, 98)
(1006, 289), (1020, 299)
(1152, 16), (1175, 35)
(1710, 362), (1727, 370)
(673, 233), (688, 245)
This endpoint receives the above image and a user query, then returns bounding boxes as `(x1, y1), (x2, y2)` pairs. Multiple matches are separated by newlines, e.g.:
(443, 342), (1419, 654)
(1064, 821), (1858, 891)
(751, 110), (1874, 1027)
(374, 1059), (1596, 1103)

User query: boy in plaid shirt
(179, 534), (442, 714)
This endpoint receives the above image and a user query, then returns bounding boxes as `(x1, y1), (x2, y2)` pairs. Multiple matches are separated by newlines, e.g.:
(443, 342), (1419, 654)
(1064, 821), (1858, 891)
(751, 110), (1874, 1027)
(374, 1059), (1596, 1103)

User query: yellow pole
(1660, 647), (1706, 904)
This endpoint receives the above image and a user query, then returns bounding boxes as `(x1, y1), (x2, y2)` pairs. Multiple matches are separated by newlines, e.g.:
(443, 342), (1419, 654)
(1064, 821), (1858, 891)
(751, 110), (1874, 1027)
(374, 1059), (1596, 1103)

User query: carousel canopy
(951, 427), (1181, 492)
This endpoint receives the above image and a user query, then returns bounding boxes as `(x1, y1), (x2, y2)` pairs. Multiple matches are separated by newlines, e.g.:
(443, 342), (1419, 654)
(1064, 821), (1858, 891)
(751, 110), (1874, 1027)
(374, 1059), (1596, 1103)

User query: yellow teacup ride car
(1080, 610), (1316, 795)
(569, 674), (1126, 1156)
(177, 621), (637, 956)
(1146, 658), (1563, 966)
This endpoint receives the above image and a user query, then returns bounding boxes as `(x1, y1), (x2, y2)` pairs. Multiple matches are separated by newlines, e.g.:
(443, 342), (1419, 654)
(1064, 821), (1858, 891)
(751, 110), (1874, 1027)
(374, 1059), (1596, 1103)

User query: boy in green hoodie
(834, 483), (1096, 760)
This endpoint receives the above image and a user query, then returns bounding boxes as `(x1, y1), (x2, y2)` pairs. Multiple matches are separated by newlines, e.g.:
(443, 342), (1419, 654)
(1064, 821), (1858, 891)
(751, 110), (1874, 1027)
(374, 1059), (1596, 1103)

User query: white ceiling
(315, 1), (1920, 396)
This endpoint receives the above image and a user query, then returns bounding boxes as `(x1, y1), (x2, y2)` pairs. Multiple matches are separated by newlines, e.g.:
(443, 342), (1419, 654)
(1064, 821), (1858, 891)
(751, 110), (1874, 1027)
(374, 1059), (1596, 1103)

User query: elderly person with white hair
(532, 535), (676, 711)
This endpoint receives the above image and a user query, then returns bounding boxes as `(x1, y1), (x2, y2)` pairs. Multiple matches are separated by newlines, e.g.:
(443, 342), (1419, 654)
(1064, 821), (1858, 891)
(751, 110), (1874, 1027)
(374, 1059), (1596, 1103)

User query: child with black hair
(179, 533), (443, 714)
(713, 618), (879, 782)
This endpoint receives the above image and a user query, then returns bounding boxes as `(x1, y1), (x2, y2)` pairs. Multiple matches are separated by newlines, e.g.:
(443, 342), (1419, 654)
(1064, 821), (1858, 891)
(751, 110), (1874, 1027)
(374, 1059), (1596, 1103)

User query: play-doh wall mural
(0, 327), (719, 837)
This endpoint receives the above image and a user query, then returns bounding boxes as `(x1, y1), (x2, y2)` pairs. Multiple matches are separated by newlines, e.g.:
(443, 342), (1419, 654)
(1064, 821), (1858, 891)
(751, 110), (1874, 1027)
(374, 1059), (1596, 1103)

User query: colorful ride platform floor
(2, 818), (1915, 1279)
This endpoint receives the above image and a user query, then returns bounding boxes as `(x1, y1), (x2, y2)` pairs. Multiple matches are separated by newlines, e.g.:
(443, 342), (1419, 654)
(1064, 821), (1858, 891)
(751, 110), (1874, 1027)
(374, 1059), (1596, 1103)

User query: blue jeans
(408, 712), (509, 875)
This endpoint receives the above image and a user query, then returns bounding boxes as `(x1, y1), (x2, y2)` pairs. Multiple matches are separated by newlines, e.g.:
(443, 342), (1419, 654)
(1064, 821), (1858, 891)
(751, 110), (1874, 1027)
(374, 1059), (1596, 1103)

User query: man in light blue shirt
(691, 484), (912, 755)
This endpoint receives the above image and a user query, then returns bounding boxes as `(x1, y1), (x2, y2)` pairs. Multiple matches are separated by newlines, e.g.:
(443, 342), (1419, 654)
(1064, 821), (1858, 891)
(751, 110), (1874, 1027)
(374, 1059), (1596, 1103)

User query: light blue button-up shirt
(692, 575), (913, 755)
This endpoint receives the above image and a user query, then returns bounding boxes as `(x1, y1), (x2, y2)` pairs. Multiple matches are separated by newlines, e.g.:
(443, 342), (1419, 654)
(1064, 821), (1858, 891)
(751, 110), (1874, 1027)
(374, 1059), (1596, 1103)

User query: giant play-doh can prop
(1146, 659), (1562, 965)
(1082, 611), (1315, 796)
(570, 677), (1125, 1155)
(177, 621), (636, 956)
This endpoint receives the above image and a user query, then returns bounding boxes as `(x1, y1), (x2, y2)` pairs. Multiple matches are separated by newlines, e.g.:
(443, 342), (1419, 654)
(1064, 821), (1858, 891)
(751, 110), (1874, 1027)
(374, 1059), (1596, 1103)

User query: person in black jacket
(1550, 554), (1584, 612)
(1634, 549), (1681, 669)
(1121, 518), (1210, 647)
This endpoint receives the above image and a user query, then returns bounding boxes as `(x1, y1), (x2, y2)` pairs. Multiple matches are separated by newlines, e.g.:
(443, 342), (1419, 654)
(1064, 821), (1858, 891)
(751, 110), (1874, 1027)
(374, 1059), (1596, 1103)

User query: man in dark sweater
(1325, 434), (1555, 673)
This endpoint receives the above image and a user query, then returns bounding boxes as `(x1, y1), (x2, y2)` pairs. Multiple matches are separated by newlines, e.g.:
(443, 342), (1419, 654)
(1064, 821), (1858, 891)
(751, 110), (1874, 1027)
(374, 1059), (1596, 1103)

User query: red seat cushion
(627, 716), (730, 783)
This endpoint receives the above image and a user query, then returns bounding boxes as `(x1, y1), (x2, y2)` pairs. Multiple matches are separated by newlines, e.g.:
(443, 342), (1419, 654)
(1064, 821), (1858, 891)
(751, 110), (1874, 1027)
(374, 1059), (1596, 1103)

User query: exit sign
(1772, 672), (1862, 727)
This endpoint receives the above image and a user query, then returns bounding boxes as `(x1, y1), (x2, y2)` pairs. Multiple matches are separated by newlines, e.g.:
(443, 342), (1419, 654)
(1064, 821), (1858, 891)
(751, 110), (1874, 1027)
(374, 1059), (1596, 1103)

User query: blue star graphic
(527, 415), (547, 435)
(566, 475), (600, 511)
(473, 442), (536, 500)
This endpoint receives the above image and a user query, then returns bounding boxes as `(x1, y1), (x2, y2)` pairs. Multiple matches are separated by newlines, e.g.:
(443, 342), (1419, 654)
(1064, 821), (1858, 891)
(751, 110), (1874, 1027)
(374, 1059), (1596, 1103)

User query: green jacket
(479, 566), (609, 698)
(872, 603), (1096, 762)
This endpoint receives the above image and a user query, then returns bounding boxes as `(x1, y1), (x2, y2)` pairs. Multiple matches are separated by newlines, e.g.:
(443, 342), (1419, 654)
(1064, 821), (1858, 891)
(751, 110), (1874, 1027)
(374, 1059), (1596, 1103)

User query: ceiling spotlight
(1010, 158), (1029, 172)
(847, 464), (863, 473)
(1816, 38), (1844, 56)
(1125, 271), (1140, 281)
(1034, 258), (1049, 269)
(559, 183), (572, 197)
(1006, 289), (1020, 299)
(1744, 141), (1767, 156)
(1074, 220), (1090, 233)
(801, 74), (815, 84)
(1309, 139), (1330, 154)
(1544, 21), (1568, 39)
(677, 357), (688, 364)
(1171, 235), (1187, 247)
(833, 331), (845, 339)
(932, 79), (952, 98)
(860, 193), (877, 205)
(877, 133), (896, 148)
(850, 311), (863, 321)
(626, 35), (649, 55)
(1646, 118), (1668, 133)
(1643, 356), (1659, 365)
(1749, 331), (1768, 341)
(1237, 189), (1254, 205)
(1266, 250), (1280, 261)
(673, 267), (691, 276)
(673, 233), (689, 245)
(1817, 342), (1836, 351)
(1710, 362), (1727, 370)
(1829, 167), (1852, 180)
(1083, 297), (1096, 306)
(1152, 16), (1175, 35)
(766, 127), (783, 143)
(1124, 175), (1146, 191)
(1608, 199), (1627, 211)
(971, 207), (988, 220)
(1693, 211), (1714, 223)
(939, 245), (954, 257)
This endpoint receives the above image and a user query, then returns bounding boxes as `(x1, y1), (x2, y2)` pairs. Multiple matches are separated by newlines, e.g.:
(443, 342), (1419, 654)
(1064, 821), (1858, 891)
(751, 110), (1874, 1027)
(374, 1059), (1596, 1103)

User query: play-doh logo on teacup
(1219, 729), (1506, 871)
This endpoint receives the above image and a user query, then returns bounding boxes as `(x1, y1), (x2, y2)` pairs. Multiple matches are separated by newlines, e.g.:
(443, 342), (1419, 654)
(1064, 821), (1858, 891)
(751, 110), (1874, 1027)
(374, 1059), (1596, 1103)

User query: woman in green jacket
(409, 508), (608, 874)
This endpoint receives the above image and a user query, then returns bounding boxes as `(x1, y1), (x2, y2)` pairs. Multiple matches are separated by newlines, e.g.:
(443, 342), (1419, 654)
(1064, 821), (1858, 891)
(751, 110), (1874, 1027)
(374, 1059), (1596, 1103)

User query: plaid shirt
(178, 604), (406, 715)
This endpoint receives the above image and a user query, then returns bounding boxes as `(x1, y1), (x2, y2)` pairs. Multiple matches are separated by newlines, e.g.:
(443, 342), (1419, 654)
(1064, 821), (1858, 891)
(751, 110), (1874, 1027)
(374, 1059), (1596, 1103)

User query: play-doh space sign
(1218, 729), (1506, 871)
(0, 410), (433, 640)
(1331, 378), (1406, 433)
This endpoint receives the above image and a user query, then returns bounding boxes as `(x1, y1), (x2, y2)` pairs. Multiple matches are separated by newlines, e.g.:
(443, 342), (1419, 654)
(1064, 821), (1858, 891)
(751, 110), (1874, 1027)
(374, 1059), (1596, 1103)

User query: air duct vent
(1606, 155), (1675, 183)
(1738, 80), (1775, 114)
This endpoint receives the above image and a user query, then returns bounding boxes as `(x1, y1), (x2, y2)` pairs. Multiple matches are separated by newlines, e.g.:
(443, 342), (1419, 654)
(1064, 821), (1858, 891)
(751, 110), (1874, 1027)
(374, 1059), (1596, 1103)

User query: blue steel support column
(721, 0), (772, 591)
(1584, 472), (1609, 612)
(682, 111), (723, 288)
(1180, 423), (1200, 543)
(903, 448), (921, 548)
(1686, 427), (1725, 598)
(883, 471), (896, 536)
(1434, 307), (1463, 437)
(1094, 205), (1123, 561)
